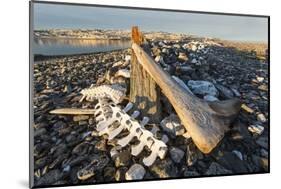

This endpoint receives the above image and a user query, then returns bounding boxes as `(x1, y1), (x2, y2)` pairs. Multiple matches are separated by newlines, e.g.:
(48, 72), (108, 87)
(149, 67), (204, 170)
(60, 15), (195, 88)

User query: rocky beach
(33, 33), (268, 187)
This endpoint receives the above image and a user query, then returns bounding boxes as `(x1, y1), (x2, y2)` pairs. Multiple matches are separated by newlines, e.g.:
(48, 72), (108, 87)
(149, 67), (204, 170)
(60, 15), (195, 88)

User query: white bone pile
(80, 84), (126, 104)
(94, 98), (168, 166)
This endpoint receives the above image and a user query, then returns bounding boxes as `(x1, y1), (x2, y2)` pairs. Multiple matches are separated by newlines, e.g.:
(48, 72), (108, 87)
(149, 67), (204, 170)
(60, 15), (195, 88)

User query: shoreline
(34, 36), (130, 41)
(33, 48), (130, 62)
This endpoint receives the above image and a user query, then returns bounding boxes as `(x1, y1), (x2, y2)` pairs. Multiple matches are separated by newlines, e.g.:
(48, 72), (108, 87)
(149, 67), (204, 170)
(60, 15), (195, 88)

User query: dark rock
(252, 155), (269, 172)
(114, 150), (131, 167)
(36, 169), (64, 186)
(256, 136), (268, 149)
(34, 128), (47, 138)
(95, 139), (107, 152)
(125, 164), (146, 180)
(186, 143), (202, 166)
(115, 167), (128, 181)
(204, 162), (232, 175)
(169, 147), (185, 163)
(215, 84), (234, 99)
(183, 170), (200, 177)
(103, 167), (116, 182)
(150, 159), (178, 178)
(216, 152), (248, 173)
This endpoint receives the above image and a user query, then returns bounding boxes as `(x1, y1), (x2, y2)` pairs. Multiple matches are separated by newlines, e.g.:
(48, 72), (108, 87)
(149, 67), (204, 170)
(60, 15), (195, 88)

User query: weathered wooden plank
(129, 26), (161, 123)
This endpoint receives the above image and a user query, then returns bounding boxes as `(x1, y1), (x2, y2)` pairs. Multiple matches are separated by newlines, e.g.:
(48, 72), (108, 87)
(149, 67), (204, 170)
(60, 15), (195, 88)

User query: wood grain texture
(129, 26), (162, 123)
(132, 43), (241, 153)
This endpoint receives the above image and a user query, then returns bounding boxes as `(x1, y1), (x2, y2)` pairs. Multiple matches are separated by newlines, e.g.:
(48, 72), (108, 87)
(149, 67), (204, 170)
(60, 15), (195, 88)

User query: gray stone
(216, 152), (248, 173)
(260, 149), (268, 158)
(34, 128), (47, 138)
(36, 169), (64, 186)
(256, 136), (268, 149)
(104, 167), (116, 181)
(191, 58), (197, 64)
(183, 170), (200, 177)
(178, 52), (188, 62)
(160, 114), (186, 138)
(187, 80), (219, 97)
(125, 164), (146, 180)
(232, 150), (243, 160)
(252, 155), (269, 171)
(215, 84), (234, 99)
(205, 162), (232, 175)
(169, 147), (185, 163)
(257, 113), (267, 123)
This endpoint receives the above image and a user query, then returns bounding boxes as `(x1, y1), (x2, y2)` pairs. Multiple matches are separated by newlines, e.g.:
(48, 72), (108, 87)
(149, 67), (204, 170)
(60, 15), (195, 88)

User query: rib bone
(94, 98), (167, 166)
(80, 84), (126, 104)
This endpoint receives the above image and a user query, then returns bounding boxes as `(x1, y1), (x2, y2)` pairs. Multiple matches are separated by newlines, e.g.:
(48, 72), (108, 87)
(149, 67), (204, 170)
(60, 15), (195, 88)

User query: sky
(33, 2), (268, 42)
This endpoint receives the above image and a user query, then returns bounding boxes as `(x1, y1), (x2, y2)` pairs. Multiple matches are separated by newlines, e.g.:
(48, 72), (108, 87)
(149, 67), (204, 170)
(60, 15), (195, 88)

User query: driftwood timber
(132, 42), (241, 153)
(129, 26), (162, 123)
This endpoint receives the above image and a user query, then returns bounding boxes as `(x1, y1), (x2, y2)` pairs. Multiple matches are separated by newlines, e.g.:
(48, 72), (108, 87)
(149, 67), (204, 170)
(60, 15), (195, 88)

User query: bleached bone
(50, 108), (95, 115)
(95, 99), (167, 166)
(80, 84), (126, 104)
(115, 69), (130, 78)
(172, 76), (193, 95)
(132, 43), (241, 153)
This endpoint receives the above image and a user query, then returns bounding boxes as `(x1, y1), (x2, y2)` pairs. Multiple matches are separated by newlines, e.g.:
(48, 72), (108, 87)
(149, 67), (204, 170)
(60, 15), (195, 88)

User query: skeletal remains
(94, 98), (167, 166)
(50, 40), (242, 170)
(51, 84), (168, 166)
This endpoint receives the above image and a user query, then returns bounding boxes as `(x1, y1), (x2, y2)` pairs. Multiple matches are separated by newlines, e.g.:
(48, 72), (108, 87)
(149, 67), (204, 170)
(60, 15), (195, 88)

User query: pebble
(183, 170), (200, 177)
(241, 104), (255, 114)
(125, 164), (146, 180)
(178, 52), (188, 62)
(186, 143), (201, 166)
(114, 150), (131, 167)
(160, 114), (186, 138)
(215, 83), (234, 99)
(191, 58), (197, 64)
(232, 150), (243, 160)
(248, 125), (264, 135)
(150, 159), (178, 178)
(103, 167), (115, 181)
(187, 80), (218, 97)
(256, 136), (268, 149)
(260, 149), (268, 158)
(115, 167), (128, 181)
(169, 147), (185, 163)
(256, 76), (264, 82)
(216, 152), (248, 173)
(257, 113), (267, 123)
(205, 162), (232, 175)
